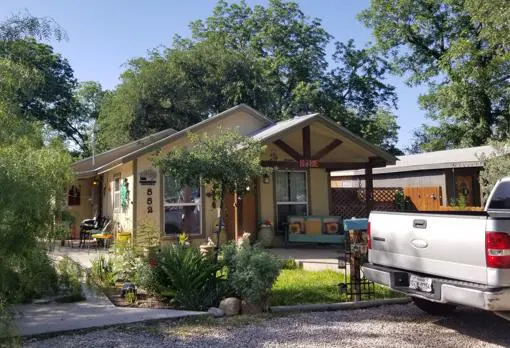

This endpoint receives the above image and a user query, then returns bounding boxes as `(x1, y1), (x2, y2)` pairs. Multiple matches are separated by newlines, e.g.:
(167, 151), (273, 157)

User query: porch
(225, 114), (397, 247)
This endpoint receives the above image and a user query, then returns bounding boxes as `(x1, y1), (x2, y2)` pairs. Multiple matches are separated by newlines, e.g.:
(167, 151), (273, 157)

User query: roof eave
(332, 160), (485, 177)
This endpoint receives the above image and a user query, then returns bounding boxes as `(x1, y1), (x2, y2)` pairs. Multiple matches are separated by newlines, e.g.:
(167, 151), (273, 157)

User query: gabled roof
(73, 104), (273, 178)
(251, 113), (397, 164)
(73, 104), (398, 178)
(331, 145), (496, 177)
(72, 128), (177, 177)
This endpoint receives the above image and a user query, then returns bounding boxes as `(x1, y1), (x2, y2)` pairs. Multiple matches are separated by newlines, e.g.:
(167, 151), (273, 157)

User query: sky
(0, 0), (429, 149)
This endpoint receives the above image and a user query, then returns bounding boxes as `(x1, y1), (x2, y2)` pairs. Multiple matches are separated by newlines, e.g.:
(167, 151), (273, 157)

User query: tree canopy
(154, 129), (268, 242)
(0, 11), (101, 153)
(360, 0), (510, 153)
(97, 0), (401, 154)
(0, 12), (74, 306)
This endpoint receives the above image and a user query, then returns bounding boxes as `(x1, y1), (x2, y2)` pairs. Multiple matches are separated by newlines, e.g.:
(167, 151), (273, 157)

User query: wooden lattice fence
(330, 187), (405, 219)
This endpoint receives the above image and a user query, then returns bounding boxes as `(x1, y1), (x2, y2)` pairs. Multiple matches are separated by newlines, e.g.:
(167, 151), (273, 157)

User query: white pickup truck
(363, 177), (510, 315)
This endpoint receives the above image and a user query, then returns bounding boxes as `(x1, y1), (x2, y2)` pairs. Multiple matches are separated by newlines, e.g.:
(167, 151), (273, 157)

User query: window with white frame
(113, 175), (121, 210)
(164, 176), (201, 235)
(276, 170), (308, 233)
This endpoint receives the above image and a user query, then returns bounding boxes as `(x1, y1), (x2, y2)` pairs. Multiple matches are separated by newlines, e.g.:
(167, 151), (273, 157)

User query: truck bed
(369, 210), (490, 285)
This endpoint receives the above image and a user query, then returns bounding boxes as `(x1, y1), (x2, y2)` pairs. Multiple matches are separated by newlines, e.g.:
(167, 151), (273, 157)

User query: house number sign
(147, 188), (153, 214)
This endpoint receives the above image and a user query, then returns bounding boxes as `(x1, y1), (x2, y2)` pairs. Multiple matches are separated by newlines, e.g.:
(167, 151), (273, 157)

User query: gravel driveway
(26, 303), (510, 348)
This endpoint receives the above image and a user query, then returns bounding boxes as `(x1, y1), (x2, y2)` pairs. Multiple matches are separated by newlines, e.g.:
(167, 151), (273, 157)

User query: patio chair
(90, 219), (113, 252)
(79, 216), (100, 248)
(80, 217), (108, 250)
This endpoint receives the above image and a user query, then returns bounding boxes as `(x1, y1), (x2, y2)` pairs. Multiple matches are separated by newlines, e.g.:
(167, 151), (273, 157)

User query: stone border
(269, 297), (411, 313)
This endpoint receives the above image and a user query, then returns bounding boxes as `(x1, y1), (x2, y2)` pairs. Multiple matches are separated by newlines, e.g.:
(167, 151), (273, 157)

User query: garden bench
(285, 215), (344, 245)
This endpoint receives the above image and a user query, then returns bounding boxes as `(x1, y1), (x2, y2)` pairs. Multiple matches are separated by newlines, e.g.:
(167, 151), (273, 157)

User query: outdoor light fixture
(263, 173), (270, 184)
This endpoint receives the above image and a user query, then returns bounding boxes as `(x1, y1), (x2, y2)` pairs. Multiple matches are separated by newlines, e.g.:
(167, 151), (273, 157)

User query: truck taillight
(367, 221), (372, 250)
(486, 232), (510, 268)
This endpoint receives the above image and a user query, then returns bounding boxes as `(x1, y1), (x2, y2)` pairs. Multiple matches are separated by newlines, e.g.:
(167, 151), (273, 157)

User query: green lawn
(270, 269), (403, 306)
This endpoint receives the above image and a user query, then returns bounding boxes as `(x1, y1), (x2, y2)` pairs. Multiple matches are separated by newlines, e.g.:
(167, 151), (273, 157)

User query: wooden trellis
(330, 187), (403, 218)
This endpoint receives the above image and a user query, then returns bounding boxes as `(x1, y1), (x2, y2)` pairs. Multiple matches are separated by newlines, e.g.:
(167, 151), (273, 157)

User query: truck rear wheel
(412, 297), (456, 316)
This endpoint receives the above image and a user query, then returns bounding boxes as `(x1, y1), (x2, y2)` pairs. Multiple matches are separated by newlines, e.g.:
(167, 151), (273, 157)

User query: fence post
(343, 218), (369, 302)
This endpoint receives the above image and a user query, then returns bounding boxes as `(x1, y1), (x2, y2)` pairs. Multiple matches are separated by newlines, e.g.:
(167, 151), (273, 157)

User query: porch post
(234, 191), (239, 240)
(365, 163), (374, 215)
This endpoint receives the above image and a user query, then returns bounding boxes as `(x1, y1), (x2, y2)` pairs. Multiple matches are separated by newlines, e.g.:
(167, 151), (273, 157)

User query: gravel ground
(25, 303), (510, 348)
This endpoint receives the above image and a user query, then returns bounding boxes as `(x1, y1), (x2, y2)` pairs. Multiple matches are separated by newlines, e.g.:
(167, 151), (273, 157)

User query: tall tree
(0, 11), (66, 41)
(466, 0), (510, 50)
(72, 81), (108, 155)
(97, 41), (271, 151)
(360, 0), (510, 152)
(0, 12), (92, 152)
(0, 12), (73, 307)
(0, 39), (80, 144)
(99, 0), (401, 153)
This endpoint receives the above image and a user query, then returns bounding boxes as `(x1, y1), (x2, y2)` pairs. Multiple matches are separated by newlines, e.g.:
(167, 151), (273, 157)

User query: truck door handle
(413, 219), (427, 229)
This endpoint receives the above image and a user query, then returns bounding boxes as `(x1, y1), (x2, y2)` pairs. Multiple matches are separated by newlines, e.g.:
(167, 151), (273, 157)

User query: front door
(275, 170), (308, 234)
(224, 181), (258, 240)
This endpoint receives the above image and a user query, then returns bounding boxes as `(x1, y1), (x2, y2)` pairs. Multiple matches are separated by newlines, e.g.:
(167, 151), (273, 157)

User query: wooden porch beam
(273, 140), (302, 161)
(261, 160), (373, 170)
(369, 156), (387, 168)
(261, 160), (300, 168)
(303, 126), (311, 159)
(311, 139), (343, 160)
(365, 163), (374, 213)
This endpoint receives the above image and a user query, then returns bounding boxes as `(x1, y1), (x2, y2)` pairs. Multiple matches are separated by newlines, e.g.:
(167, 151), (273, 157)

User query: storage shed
(331, 146), (497, 207)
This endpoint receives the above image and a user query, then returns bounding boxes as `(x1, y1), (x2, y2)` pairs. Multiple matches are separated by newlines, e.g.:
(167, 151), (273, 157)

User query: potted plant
(258, 219), (274, 247)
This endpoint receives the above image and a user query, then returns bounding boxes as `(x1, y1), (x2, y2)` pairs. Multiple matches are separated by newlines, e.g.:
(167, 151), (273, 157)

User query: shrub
(111, 247), (140, 283)
(0, 298), (20, 347)
(90, 255), (115, 287)
(0, 248), (59, 303)
(152, 244), (224, 310)
(57, 256), (82, 297)
(133, 219), (160, 255)
(221, 242), (281, 307)
(132, 258), (159, 296)
(280, 258), (301, 270)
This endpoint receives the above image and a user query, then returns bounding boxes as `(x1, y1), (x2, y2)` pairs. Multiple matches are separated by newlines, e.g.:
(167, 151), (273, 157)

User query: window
(113, 176), (121, 211)
(67, 185), (81, 206)
(276, 171), (308, 233)
(164, 176), (201, 235)
(488, 182), (510, 209)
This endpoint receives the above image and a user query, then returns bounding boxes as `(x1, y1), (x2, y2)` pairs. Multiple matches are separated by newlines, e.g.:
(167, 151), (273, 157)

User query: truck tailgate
(369, 211), (488, 284)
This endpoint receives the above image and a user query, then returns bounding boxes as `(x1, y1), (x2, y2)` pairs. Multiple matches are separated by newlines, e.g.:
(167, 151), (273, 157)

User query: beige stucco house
(68, 104), (396, 247)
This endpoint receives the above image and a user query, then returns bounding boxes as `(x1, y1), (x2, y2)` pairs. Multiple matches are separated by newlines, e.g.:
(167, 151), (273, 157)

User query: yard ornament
(120, 178), (129, 210)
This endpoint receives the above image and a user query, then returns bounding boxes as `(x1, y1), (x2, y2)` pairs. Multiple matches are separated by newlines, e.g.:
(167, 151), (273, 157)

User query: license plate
(409, 275), (433, 293)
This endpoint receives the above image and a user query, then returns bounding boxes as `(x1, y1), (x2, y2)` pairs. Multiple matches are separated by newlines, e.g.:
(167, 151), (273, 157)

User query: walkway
(11, 246), (206, 338)
(49, 245), (109, 269)
(53, 244), (345, 272)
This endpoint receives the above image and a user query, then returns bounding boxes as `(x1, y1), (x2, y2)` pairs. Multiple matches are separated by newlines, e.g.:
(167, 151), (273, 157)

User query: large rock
(219, 297), (241, 316)
(208, 307), (225, 318)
